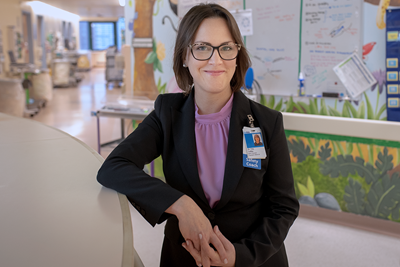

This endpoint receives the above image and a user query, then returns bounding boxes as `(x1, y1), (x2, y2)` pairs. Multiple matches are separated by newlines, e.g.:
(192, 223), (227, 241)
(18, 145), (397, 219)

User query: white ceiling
(32, 0), (124, 18)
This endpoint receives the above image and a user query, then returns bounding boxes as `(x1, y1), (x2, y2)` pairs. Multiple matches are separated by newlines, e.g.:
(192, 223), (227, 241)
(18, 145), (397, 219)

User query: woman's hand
(182, 225), (236, 267)
(166, 196), (227, 262)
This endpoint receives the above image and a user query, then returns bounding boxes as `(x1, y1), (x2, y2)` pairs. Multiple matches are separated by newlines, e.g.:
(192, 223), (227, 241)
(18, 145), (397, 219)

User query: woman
(253, 134), (263, 146)
(97, 3), (299, 267)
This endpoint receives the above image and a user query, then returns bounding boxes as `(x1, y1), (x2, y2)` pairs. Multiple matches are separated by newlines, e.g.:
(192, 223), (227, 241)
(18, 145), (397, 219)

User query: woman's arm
(97, 95), (184, 226)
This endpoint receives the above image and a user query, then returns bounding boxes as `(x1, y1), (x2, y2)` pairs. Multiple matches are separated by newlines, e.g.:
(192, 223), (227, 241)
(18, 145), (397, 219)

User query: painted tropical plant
(320, 147), (400, 220)
(288, 135), (400, 222)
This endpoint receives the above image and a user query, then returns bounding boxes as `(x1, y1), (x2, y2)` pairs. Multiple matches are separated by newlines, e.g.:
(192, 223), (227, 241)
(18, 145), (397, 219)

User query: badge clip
(247, 114), (254, 128)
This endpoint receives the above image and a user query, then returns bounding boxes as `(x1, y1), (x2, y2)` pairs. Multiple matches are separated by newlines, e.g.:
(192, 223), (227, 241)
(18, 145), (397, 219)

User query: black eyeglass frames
(188, 43), (241, 61)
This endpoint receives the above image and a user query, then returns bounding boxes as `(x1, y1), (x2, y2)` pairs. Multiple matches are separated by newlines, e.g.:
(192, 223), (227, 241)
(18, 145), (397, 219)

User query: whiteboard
(300, 0), (363, 95)
(246, 0), (301, 95)
(176, 0), (363, 97)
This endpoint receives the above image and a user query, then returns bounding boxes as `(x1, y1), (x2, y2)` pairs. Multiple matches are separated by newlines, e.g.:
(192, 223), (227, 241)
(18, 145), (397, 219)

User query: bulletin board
(386, 8), (400, 122)
(178, 0), (364, 97)
(246, 0), (363, 96)
(245, 0), (301, 96)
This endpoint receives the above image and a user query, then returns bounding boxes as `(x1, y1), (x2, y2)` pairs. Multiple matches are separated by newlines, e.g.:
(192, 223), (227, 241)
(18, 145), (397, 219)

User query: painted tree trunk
(133, 0), (159, 100)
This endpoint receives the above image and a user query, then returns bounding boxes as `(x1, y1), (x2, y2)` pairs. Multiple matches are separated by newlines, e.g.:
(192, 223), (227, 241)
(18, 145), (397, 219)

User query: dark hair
(173, 3), (251, 94)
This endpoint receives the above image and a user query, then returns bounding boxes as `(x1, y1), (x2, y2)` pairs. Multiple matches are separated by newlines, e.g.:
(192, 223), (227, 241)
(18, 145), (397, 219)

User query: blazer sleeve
(233, 112), (299, 266)
(97, 95), (184, 226)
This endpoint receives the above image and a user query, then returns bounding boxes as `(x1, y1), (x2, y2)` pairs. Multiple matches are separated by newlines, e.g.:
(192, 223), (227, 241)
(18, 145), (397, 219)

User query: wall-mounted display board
(246, 0), (363, 96)
(177, 0), (363, 97)
(300, 0), (363, 96)
(386, 8), (400, 122)
(246, 0), (301, 96)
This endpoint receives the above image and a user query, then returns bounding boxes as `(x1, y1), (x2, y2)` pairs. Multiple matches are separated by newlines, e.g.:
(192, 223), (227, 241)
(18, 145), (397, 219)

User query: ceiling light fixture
(26, 1), (80, 21)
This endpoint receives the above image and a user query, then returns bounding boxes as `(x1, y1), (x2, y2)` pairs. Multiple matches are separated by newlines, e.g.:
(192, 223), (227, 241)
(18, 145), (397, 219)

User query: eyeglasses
(188, 43), (241, 61)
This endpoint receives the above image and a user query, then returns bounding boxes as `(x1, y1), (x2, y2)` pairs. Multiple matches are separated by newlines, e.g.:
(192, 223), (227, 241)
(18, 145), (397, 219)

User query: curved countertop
(0, 113), (141, 267)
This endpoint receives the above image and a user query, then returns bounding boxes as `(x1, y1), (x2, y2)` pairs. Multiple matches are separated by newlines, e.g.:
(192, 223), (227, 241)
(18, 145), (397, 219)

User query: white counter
(282, 112), (400, 142)
(0, 113), (141, 267)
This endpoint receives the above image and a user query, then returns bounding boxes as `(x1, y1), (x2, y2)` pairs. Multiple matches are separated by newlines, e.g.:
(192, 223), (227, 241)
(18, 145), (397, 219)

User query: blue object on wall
(386, 9), (400, 122)
(245, 67), (254, 89)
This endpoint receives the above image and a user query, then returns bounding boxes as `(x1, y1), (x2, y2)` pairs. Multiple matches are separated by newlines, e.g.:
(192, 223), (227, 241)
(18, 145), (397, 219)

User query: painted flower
(156, 41), (166, 61)
(371, 69), (386, 94)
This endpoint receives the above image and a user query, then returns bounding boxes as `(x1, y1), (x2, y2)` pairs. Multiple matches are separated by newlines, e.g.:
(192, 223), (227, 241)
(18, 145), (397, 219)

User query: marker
(298, 72), (305, 96)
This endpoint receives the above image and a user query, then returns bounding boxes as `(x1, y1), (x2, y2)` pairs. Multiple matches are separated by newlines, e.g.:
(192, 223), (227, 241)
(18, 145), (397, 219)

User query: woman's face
(185, 17), (237, 97)
(254, 135), (260, 143)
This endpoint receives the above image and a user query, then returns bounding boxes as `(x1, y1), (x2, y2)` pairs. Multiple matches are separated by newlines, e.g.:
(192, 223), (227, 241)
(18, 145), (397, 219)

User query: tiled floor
(31, 68), (400, 267)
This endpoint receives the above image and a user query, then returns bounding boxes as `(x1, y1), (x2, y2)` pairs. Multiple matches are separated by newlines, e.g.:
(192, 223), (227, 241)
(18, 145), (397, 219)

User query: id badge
(243, 136), (261, 170)
(243, 127), (267, 159)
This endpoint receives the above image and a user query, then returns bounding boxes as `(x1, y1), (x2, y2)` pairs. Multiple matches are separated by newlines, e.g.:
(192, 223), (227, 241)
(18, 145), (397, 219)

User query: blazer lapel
(171, 91), (209, 205)
(214, 91), (252, 210)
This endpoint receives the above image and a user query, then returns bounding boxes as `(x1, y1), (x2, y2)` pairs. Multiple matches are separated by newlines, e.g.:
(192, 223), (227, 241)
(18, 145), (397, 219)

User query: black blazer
(97, 90), (299, 267)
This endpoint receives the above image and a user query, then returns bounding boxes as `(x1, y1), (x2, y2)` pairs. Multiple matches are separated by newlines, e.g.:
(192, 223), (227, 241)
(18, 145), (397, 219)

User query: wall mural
(287, 131), (400, 223)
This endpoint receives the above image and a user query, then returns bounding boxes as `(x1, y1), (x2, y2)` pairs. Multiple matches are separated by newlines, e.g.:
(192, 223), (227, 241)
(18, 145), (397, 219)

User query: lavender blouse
(194, 94), (234, 208)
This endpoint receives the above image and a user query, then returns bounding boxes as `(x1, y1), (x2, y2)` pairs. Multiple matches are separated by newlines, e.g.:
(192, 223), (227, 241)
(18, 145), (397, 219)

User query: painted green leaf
(333, 141), (345, 156)
(260, 94), (267, 106)
(357, 101), (365, 119)
(318, 142), (331, 161)
(297, 182), (310, 197)
(287, 139), (315, 163)
(158, 82), (167, 94)
(286, 96), (295, 112)
(293, 102), (306, 113)
(364, 92), (374, 120)
(152, 38), (157, 52)
(275, 98), (283, 111)
(145, 51), (157, 64)
(319, 154), (378, 184)
(307, 176), (315, 198)
(328, 107), (341, 117)
(375, 147), (393, 177)
(298, 101), (311, 114)
(344, 178), (366, 215)
(155, 59), (163, 73)
(374, 103), (386, 120)
(346, 143), (354, 154)
(309, 99), (318, 114)
(320, 99), (328, 116)
(267, 95), (275, 109)
(364, 173), (400, 219)
(342, 102), (351, 118)
(347, 102), (358, 118)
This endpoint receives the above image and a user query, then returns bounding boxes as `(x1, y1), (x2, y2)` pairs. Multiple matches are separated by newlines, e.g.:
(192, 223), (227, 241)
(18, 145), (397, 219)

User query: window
(91, 22), (115, 50)
(79, 21), (117, 51)
(79, 21), (89, 50)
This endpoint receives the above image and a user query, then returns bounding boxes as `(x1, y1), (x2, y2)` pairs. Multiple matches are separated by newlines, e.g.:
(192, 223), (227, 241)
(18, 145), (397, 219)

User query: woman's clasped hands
(182, 225), (236, 267)
(168, 195), (235, 267)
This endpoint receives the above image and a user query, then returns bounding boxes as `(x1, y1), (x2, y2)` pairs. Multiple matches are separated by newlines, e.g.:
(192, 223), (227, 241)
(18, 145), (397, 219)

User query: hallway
(32, 68), (400, 267)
